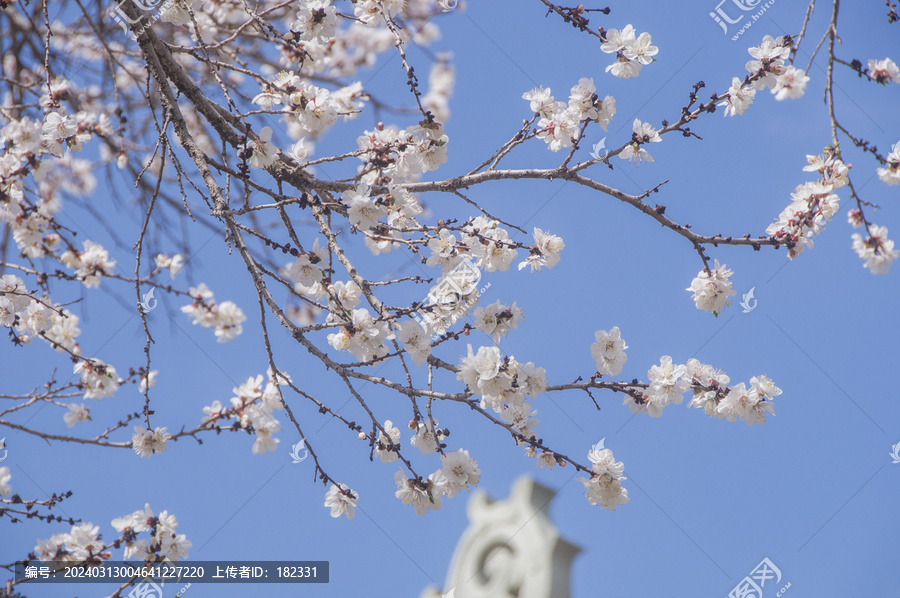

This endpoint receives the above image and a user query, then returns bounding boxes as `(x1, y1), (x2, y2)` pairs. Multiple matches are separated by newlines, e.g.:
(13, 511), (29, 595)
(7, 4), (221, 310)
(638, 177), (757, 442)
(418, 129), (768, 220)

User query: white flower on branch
(591, 326), (628, 377)
(131, 426), (172, 458)
(851, 224), (899, 275)
(686, 259), (737, 316)
(74, 359), (119, 399)
(324, 483), (358, 520)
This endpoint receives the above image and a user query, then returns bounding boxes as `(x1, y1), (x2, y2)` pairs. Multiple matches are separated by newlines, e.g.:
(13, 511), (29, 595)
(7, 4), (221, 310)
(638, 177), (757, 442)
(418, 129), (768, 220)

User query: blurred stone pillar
(421, 475), (580, 598)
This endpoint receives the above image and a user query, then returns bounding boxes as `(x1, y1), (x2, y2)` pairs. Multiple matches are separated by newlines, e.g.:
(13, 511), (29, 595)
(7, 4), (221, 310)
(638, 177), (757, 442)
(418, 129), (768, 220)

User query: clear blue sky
(3, 1), (899, 597)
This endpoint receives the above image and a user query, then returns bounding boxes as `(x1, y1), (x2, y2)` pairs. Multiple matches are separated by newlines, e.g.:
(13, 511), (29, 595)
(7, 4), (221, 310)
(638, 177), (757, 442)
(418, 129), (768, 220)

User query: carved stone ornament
(420, 475), (580, 598)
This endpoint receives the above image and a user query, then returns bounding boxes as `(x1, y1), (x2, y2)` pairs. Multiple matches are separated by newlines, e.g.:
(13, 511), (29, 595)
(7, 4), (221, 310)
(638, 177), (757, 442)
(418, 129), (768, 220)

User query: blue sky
(2, 1), (899, 597)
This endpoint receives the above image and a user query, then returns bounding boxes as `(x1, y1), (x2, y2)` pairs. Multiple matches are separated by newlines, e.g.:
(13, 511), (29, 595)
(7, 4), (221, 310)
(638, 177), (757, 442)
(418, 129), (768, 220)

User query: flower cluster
(620, 356), (782, 425)
(180, 283), (247, 342)
(199, 369), (288, 454)
(1, 274), (81, 352)
(720, 35), (809, 117)
(686, 260), (737, 316)
(355, 119), (449, 185)
(60, 240), (117, 288)
(600, 25), (658, 79)
(413, 216), (530, 339)
(458, 345), (547, 441)
(74, 358), (120, 399)
(327, 307), (394, 362)
(577, 444), (630, 510)
(523, 78), (616, 152)
(110, 504), (192, 562)
(252, 75), (344, 138)
(392, 448), (481, 516)
(33, 504), (190, 565)
(766, 152), (848, 259)
(154, 253), (185, 278)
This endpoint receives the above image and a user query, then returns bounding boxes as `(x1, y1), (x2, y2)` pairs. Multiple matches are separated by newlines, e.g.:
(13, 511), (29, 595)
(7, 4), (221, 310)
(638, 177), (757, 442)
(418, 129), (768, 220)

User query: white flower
(395, 319), (432, 366)
(601, 25), (636, 54)
(63, 240), (116, 288)
(772, 66), (810, 100)
(522, 86), (555, 118)
(472, 300), (522, 344)
(587, 447), (625, 478)
(160, 0), (202, 25)
(155, 253), (184, 278)
(868, 57), (900, 84)
(623, 32), (658, 65)
(645, 356), (689, 416)
(749, 375), (781, 399)
(686, 260), (737, 315)
(64, 403), (90, 427)
(851, 225), (899, 274)
(719, 77), (756, 117)
(0, 466), (11, 497)
(394, 469), (442, 515)
(139, 370), (158, 394)
(718, 382), (775, 425)
(518, 228), (564, 272)
(74, 359), (119, 399)
(131, 426), (172, 458)
(66, 523), (103, 561)
(590, 327), (628, 376)
(877, 146), (900, 186)
(248, 126), (278, 169)
(211, 301), (245, 342)
(344, 183), (387, 231)
(289, 254), (324, 288)
(619, 119), (660, 163)
(745, 35), (790, 89)
(605, 56), (642, 79)
(112, 504), (154, 534)
(577, 445), (629, 510)
(410, 418), (445, 455)
(324, 483), (358, 520)
(374, 420), (401, 464)
(291, 0), (337, 42)
(439, 449), (481, 498)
